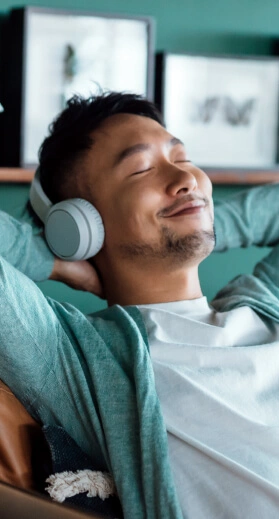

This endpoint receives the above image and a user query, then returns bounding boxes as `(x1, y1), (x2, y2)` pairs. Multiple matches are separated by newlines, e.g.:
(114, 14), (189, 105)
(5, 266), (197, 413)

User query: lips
(163, 199), (206, 218)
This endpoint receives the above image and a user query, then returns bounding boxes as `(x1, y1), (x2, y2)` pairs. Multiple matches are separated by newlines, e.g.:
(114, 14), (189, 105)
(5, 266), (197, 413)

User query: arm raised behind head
(0, 209), (54, 281)
(214, 182), (279, 252)
(0, 208), (104, 295)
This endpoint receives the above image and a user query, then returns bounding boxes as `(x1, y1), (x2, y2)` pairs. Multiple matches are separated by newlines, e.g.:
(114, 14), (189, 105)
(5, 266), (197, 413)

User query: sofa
(0, 380), (123, 518)
(0, 380), (51, 492)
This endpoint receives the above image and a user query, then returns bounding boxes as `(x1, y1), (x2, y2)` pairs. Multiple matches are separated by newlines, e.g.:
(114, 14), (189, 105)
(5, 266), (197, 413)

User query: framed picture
(1, 7), (154, 168)
(156, 52), (279, 171)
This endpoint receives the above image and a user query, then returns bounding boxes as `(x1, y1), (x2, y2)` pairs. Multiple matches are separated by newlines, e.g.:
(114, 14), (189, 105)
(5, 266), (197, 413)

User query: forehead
(90, 113), (172, 158)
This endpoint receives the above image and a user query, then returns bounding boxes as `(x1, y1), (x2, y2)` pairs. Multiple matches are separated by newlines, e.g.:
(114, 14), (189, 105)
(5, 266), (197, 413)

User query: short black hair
(39, 91), (164, 203)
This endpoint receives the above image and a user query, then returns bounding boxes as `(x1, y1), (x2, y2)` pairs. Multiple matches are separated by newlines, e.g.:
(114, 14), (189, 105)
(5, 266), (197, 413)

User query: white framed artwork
(3, 7), (154, 167)
(157, 53), (279, 170)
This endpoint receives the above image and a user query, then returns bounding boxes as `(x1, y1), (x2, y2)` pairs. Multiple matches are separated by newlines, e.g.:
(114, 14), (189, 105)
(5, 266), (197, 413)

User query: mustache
(157, 194), (209, 218)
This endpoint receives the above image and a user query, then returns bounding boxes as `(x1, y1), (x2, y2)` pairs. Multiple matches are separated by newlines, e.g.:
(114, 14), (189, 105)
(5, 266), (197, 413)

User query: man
(1, 92), (279, 519)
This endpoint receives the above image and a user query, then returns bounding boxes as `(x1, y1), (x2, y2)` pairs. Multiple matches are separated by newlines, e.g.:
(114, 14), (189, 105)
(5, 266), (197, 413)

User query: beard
(119, 224), (216, 265)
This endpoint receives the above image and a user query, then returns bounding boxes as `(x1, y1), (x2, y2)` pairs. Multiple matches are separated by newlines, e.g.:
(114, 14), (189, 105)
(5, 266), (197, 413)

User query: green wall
(0, 0), (277, 312)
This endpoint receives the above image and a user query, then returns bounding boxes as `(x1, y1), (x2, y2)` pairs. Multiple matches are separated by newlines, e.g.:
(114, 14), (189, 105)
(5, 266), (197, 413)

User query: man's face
(83, 113), (215, 266)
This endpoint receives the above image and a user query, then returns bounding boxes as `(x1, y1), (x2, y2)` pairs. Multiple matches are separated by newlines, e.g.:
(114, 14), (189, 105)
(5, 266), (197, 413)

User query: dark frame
(0, 6), (155, 168)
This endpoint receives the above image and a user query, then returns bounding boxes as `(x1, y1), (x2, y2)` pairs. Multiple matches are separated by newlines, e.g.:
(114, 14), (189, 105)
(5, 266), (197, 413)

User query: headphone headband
(30, 168), (52, 223)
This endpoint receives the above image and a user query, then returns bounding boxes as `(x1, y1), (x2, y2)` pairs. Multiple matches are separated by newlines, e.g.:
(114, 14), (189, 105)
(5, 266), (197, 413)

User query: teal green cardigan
(0, 183), (279, 518)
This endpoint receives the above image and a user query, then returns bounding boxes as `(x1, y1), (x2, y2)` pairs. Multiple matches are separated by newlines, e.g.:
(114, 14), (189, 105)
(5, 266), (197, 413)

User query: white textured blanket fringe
(45, 470), (116, 503)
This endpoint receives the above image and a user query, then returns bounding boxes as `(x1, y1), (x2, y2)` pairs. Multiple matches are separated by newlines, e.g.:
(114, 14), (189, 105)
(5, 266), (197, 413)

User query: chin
(160, 226), (215, 263)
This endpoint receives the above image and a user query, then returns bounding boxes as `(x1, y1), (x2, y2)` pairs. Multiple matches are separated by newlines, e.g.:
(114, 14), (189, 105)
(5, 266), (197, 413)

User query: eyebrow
(114, 137), (185, 166)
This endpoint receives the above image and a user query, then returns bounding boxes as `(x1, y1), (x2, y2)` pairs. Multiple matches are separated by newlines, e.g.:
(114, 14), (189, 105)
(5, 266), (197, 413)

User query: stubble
(119, 225), (216, 265)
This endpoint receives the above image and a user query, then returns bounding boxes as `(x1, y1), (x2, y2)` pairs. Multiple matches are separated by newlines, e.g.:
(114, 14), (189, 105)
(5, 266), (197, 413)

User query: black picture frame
(0, 7), (155, 167)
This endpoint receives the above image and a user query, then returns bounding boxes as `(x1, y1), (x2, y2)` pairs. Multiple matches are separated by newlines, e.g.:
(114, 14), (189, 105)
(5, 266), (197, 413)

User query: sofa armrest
(0, 380), (51, 492)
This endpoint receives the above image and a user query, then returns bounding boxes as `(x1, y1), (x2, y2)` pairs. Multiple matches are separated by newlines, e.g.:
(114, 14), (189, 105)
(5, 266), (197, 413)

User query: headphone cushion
(45, 199), (104, 260)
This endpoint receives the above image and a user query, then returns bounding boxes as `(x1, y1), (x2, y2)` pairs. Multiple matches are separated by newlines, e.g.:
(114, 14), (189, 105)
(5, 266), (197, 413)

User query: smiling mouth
(168, 205), (205, 217)
(161, 199), (207, 218)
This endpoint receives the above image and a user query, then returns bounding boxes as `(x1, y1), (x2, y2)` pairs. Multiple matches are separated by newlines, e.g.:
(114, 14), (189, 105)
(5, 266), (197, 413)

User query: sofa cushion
(43, 425), (123, 518)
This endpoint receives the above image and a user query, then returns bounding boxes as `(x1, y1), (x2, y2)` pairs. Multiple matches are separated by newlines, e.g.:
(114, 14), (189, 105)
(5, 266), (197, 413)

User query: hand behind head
(50, 258), (105, 298)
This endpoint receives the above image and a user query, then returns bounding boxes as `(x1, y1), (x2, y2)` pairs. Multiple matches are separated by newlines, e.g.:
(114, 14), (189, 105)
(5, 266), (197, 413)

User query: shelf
(204, 168), (279, 184)
(0, 168), (35, 183)
(0, 168), (279, 184)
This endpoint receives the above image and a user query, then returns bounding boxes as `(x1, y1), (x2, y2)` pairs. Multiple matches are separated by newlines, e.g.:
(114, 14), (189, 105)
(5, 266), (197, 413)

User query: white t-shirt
(138, 298), (279, 518)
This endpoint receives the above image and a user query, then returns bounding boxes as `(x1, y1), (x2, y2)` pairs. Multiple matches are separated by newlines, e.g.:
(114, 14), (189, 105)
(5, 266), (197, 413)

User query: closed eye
(132, 167), (153, 175)
(174, 160), (191, 164)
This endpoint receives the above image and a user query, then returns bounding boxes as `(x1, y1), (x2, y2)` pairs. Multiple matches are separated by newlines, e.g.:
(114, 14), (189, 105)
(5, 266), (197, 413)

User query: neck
(100, 257), (203, 306)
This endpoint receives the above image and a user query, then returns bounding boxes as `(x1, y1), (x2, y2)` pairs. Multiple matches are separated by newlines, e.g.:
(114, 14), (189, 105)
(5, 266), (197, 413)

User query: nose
(165, 163), (198, 197)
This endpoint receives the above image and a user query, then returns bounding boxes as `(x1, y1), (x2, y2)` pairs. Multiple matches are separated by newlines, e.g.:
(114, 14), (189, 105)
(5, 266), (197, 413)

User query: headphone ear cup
(45, 198), (105, 260)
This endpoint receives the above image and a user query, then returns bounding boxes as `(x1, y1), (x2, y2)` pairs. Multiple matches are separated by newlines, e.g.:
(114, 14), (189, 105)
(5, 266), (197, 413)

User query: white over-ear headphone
(30, 168), (105, 261)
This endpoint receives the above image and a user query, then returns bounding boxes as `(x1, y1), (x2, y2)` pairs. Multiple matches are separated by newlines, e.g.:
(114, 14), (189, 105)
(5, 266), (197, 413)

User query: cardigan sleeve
(214, 183), (279, 252)
(0, 207), (54, 281)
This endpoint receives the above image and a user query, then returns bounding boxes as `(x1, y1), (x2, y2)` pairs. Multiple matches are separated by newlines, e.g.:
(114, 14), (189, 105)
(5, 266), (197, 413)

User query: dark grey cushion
(43, 425), (123, 518)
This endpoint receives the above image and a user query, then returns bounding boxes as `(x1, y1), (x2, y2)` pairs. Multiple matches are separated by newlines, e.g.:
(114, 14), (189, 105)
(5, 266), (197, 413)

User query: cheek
(195, 169), (214, 221)
(205, 179), (214, 219)
(103, 186), (160, 241)
(196, 170), (213, 204)
(196, 169), (212, 194)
